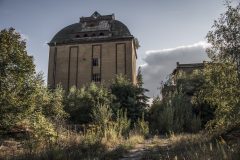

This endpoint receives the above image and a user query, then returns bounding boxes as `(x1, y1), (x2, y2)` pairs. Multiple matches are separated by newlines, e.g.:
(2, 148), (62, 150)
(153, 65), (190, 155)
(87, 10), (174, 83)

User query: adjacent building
(48, 12), (137, 90)
(162, 62), (205, 98)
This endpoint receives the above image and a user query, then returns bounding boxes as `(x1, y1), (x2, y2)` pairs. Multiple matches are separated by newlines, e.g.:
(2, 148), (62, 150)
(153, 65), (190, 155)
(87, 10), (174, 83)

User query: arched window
(99, 32), (104, 36)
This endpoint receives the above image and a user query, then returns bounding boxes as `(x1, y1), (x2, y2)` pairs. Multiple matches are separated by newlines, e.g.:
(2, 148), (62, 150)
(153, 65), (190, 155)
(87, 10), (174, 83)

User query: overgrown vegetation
(149, 82), (203, 134)
(196, 62), (240, 132)
(1, 1), (240, 159)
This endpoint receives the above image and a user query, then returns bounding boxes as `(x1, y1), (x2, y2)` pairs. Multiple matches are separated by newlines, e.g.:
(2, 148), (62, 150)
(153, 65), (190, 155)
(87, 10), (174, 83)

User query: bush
(92, 104), (112, 137)
(134, 114), (149, 136)
(45, 86), (68, 121)
(28, 112), (57, 142)
(190, 115), (202, 133)
(149, 89), (202, 134)
(115, 109), (131, 137)
(64, 83), (113, 124)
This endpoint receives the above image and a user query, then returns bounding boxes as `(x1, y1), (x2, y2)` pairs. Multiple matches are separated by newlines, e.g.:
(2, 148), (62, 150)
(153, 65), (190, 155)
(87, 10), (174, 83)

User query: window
(92, 33), (96, 37)
(83, 34), (88, 37)
(99, 32), (104, 36)
(92, 73), (101, 82)
(89, 23), (95, 27)
(92, 58), (99, 66)
(75, 35), (80, 38)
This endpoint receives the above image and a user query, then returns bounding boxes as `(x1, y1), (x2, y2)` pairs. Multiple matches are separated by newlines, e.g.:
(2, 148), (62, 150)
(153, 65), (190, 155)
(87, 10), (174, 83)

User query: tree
(206, 1), (240, 77)
(136, 67), (149, 114)
(0, 28), (35, 130)
(197, 63), (240, 130)
(111, 75), (138, 122)
(110, 74), (149, 123)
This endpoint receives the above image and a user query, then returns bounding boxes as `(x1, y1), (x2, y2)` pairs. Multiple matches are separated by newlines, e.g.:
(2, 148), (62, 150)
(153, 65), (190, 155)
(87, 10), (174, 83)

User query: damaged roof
(49, 12), (133, 45)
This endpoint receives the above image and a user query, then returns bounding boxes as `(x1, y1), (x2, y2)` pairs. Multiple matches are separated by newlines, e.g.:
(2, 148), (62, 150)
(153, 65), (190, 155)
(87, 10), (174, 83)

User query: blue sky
(0, 0), (235, 96)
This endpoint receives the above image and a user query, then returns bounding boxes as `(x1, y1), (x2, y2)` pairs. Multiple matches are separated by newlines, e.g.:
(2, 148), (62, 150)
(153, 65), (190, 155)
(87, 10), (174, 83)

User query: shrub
(92, 104), (112, 137)
(190, 115), (202, 133)
(28, 112), (57, 141)
(134, 114), (149, 136)
(149, 89), (202, 134)
(46, 86), (68, 121)
(114, 109), (131, 137)
(64, 83), (113, 124)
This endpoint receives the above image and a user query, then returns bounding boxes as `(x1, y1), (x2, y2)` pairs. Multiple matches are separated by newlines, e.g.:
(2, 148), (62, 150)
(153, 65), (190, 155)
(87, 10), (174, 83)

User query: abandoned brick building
(48, 12), (137, 90)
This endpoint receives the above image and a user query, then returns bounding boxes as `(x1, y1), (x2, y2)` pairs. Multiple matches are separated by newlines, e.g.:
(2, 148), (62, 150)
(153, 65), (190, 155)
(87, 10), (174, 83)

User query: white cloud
(146, 41), (210, 55)
(142, 41), (210, 97)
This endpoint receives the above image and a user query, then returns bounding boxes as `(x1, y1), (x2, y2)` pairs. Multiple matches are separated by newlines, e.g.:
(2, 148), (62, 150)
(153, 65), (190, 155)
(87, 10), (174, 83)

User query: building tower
(48, 12), (137, 90)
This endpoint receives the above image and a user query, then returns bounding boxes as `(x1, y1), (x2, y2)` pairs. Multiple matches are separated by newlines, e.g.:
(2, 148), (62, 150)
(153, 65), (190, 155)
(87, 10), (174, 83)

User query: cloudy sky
(0, 0), (237, 97)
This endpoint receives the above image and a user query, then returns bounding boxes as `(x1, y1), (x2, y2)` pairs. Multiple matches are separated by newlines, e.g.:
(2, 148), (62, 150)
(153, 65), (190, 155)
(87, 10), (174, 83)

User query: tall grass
(142, 133), (240, 160)
(0, 106), (148, 160)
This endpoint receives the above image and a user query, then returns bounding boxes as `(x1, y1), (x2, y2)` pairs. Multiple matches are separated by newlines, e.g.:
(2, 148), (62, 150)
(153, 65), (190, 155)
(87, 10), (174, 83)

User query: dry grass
(142, 131), (240, 160)
(0, 127), (145, 160)
(1, 128), (240, 160)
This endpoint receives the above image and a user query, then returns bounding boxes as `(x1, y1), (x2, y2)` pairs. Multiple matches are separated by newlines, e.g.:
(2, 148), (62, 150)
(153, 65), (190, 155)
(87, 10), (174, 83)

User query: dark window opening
(92, 58), (99, 66)
(99, 33), (104, 36)
(92, 73), (101, 82)
(84, 34), (88, 37)
(75, 35), (80, 38)
(89, 23), (95, 27)
(92, 33), (96, 37)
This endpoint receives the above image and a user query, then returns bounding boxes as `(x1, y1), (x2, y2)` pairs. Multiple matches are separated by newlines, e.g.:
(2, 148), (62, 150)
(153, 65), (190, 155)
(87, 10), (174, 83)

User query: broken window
(92, 58), (99, 66)
(92, 73), (101, 82)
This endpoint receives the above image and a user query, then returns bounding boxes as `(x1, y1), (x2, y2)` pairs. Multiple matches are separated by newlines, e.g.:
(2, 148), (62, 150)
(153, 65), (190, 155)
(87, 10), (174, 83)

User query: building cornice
(48, 36), (134, 46)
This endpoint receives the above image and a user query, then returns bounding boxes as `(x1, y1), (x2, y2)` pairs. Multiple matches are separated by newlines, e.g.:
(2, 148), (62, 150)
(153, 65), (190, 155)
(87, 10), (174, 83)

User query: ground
(1, 131), (239, 160)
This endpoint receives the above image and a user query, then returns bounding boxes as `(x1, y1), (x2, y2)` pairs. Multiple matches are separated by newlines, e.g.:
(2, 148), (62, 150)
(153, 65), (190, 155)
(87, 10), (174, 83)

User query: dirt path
(119, 137), (171, 160)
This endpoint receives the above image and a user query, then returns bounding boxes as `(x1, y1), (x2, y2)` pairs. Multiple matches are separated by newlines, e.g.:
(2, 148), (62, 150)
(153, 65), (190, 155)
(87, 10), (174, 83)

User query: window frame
(92, 58), (99, 67)
(92, 73), (101, 82)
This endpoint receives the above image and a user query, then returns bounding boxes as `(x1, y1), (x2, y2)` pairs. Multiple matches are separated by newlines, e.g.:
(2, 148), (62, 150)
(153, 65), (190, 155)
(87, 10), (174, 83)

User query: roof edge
(48, 36), (134, 46)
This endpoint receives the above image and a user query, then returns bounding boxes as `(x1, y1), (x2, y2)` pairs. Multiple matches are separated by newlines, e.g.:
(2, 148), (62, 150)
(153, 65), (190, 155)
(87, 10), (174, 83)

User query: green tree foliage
(28, 112), (57, 141)
(110, 74), (148, 122)
(206, 1), (240, 77)
(0, 28), (68, 141)
(43, 85), (68, 122)
(197, 63), (240, 130)
(136, 67), (149, 113)
(0, 28), (35, 130)
(199, 1), (240, 131)
(175, 70), (215, 126)
(149, 70), (207, 134)
(65, 83), (113, 124)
